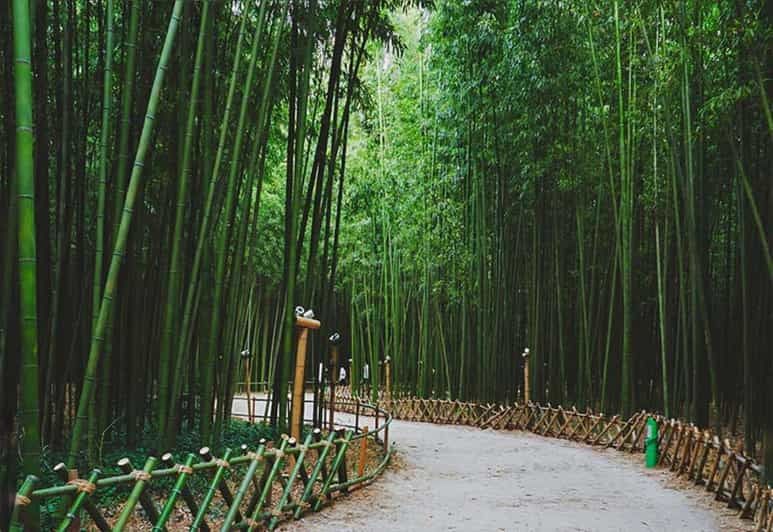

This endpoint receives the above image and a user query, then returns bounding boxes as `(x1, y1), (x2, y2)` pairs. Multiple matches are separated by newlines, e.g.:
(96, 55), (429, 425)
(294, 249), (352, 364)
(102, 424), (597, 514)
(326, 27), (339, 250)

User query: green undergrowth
(27, 418), (278, 527)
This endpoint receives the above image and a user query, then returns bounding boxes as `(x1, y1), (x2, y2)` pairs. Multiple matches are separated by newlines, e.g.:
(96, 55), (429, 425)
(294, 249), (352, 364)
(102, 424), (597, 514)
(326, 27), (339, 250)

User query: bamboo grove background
(0, 0), (431, 523)
(1, 0), (771, 524)
(339, 1), (772, 483)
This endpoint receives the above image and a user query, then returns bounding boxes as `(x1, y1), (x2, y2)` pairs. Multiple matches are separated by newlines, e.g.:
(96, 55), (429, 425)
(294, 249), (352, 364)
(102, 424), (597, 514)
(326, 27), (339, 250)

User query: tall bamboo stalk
(157, 0), (211, 443)
(13, 0), (42, 495)
(67, 0), (185, 466)
(200, 0), (270, 443)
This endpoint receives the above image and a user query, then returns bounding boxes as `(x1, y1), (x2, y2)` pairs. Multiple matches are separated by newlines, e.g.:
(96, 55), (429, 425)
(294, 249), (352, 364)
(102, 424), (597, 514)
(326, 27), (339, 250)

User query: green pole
(9, 475), (38, 531)
(152, 454), (195, 531)
(645, 416), (659, 468)
(56, 470), (101, 532)
(12, 0), (42, 501)
(191, 448), (233, 530)
(246, 438), (289, 530)
(220, 445), (265, 530)
(113, 456), (158, 531)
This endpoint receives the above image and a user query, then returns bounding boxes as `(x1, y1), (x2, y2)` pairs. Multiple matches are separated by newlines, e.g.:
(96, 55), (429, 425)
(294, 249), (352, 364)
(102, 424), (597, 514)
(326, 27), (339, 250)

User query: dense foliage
(1, 0), (771, 525)
(0, 0), (420, 523)
(340, 1), (772, 479)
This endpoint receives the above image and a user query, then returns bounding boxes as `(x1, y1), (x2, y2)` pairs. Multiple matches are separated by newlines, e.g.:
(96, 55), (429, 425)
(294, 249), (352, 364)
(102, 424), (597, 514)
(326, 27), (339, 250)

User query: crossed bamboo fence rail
(336, 388), (773, 532)
(10, 401), (392, 531)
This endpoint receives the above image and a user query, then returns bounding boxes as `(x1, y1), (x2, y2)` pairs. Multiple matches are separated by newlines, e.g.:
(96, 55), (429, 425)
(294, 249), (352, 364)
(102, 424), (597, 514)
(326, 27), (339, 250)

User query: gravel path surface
(281, 419), (721, 532)
(232, 396), (721, 531)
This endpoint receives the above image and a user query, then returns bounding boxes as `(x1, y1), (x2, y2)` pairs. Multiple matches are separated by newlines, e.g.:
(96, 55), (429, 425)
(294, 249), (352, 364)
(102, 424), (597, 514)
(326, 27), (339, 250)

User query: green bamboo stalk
(12, 0), (42, 502)
(294, 430), (336, 519)
(614, 0), (634, 417)
(8, 475), (37, 532)
(88, 0), (115, 466)
(92, 0), (114, 340)
(167, 3), (250, 441)
(152, 454), (195, 532)
(114, 0), (141, 225)
(312, 430), (352, 511)
(202, 0), (270, 442)
(220, 445), (266, 530)
(66, 0), (185, 466)
(278, 3), (316, 426)
(56, 469), (101, 532)
(191, 448), (233, 529)
(268, 433), (313, 529)
(157, 0), (211, 442)
(246, 438), (289, 530)
(114, 456), (158, 532)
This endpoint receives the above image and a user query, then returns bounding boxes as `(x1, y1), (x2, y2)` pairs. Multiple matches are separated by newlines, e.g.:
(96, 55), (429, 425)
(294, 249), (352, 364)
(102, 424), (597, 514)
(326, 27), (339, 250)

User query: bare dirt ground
(280, 419), (727, 532)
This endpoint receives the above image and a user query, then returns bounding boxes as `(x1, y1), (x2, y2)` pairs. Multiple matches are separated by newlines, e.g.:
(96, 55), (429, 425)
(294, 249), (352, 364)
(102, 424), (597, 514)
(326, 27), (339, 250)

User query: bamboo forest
(1, 0), (771, 530)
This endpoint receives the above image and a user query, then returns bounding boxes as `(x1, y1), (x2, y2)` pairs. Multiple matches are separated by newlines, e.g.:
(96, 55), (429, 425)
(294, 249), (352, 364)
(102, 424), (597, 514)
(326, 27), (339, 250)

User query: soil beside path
(281, 419), (723, 532)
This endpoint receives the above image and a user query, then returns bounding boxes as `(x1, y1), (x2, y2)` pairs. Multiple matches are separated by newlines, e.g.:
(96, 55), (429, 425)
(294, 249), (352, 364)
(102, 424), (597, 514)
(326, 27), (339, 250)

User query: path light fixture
(328, 332), (342, 429)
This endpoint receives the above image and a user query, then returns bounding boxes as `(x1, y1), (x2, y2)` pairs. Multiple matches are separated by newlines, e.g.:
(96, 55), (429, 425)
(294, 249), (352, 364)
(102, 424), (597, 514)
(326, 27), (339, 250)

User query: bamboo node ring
(15, 494), (31, 507)
(131, 470), (152, 482)
(67, 479), (97, 494)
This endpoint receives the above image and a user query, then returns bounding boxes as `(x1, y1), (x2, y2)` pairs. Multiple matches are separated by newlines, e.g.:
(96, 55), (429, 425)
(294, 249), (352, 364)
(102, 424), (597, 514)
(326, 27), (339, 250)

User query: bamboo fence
(10, 402), (392, 531)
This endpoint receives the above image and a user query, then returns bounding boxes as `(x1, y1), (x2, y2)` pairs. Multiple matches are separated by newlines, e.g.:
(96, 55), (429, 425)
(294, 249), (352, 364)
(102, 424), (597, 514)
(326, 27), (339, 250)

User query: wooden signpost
(291, 310), (321, 440)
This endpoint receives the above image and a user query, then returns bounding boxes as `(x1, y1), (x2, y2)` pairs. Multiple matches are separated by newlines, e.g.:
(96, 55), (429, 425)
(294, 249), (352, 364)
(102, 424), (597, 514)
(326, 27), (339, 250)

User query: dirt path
(281, 419), (722, 532)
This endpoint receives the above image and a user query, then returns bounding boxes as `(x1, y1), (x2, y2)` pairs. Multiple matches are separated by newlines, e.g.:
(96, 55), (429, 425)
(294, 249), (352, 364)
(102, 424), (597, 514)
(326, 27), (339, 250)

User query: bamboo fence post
(292, 311), (321, 439)
(329, 333), (341, 431)
(154, 454), (195, 531)
(522, 348), (530, 403)
(728, 457), (749, 509)
(385, 356), (392, 404)
(314, 429), (353, 511)
(715, 439), (736, 501)
(294, 430), (337, 519)
(66, 468), (79, 531)
(754, 489), (769, 532)
(56, 469), (100, 532)
(358, 427), (369, 477)
(191, 448), (233, 530)
(269, 432), (313, 529)
(9, 475), (37, 532)
(246, 438), (289, 530)
(114, 456), (158, 531)
(52, 464), (77, 531)
(706, 437), (723, 492)
(384, 413), (389, 452)
(243, 439), (271, 520)
(694, 432), (712, 485)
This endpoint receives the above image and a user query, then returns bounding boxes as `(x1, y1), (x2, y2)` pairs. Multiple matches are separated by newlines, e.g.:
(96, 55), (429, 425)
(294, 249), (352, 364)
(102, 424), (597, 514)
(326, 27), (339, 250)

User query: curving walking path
(282, 418), (721, 532)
